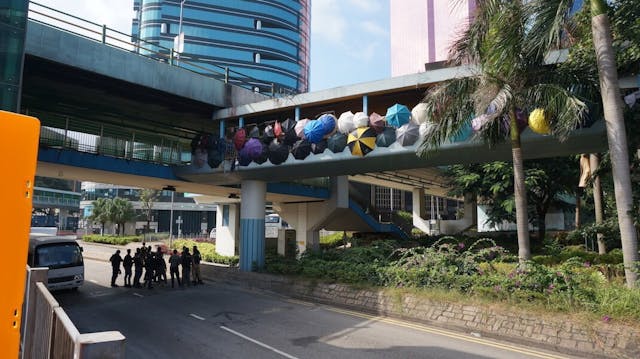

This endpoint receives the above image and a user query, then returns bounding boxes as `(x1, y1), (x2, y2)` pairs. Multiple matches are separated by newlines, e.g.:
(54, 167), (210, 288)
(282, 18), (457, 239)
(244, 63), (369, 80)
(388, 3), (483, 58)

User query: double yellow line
(288, 299), (570, 359)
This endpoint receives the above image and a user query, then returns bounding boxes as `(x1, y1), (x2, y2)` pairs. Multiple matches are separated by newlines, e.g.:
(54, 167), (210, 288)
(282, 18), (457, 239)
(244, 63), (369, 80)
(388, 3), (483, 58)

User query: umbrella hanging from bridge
(347, 127), (377, 157)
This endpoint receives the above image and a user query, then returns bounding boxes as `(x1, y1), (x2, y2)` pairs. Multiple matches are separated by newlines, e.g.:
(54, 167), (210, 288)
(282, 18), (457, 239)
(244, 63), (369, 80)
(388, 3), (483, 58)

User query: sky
(32, 0), (391, 92)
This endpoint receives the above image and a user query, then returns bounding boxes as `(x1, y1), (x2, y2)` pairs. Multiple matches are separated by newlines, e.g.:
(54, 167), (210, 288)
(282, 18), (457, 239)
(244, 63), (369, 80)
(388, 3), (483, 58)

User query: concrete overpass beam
(239, 180), (266, 271)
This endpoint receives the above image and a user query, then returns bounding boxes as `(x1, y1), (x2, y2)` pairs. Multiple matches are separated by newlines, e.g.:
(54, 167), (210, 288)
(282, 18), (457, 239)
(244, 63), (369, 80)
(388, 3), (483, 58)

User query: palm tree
(139, 188), (158, 240)
(527, 0), (638, 287)
(89, 197), (111, 235)
(109, 197), (136, 236)
(418, 0), (588, 262)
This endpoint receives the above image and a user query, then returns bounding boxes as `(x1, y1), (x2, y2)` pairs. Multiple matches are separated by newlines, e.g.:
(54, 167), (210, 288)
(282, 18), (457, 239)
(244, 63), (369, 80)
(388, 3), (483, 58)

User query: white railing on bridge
(21, 267), (125, 359)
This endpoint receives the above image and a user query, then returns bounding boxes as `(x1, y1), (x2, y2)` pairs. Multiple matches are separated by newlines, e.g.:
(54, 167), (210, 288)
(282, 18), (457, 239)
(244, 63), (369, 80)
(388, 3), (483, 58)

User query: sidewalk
(78, 240), (166, 262)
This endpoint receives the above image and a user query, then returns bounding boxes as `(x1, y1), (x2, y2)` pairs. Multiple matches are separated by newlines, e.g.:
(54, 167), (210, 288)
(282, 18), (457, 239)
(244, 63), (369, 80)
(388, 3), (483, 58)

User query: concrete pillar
(215, 203), (239, 257)
(293, 203), (319, 254)
(412, 188), (430, 233)
(295, 106), (301, 121)
(239, 180), (266, 271)
(362, 95), (368, 114)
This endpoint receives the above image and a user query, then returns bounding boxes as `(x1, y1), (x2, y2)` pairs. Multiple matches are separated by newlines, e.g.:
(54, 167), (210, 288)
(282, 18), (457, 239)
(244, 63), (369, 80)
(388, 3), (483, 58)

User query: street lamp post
(175, 0), (186, 63)
(169, 190), (174, 249)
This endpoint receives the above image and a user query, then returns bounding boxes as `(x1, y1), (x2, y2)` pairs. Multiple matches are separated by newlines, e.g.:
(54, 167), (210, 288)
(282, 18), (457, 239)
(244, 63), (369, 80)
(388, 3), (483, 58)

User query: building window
(222, 205), (229, 226)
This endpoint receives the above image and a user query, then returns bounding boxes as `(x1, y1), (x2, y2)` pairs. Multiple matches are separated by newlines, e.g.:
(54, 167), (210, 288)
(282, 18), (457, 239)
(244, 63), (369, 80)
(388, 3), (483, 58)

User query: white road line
(89, 291), (111, 297)
(133, 293), (144, 298)
(220, 326), (299, 359)
(189, 313), (205, 321)
(89, 279), (98, 283)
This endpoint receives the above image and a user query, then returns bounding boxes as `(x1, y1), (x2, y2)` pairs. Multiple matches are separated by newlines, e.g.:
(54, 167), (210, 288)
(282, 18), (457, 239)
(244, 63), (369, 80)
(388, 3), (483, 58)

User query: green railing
(27, 1), (297, 97)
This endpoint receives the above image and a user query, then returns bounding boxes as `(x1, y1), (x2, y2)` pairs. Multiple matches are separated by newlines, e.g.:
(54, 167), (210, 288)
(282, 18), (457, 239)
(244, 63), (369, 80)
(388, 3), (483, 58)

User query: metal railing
(37, 121), (190, 166)
(27, 1), (298, 97)
(32, 195), (80, 208)
(21, 267), (125, 358)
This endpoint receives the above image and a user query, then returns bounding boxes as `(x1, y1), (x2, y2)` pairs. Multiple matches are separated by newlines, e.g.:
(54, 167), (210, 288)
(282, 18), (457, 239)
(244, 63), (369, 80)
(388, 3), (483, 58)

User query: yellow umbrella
(347, 127), (377, 156)
(528, 108), (551, 134)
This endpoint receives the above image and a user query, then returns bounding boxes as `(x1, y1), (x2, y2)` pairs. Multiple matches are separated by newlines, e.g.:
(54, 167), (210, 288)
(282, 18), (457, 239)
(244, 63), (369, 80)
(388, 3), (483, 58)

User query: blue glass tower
(132, 0), (310, 94)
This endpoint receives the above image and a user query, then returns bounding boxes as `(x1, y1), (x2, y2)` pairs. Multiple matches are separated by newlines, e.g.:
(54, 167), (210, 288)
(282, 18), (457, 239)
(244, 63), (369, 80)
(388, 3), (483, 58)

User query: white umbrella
(411, 102), (429, 124)
(353, 112), (369, 128)
(338, 111), (355, 134)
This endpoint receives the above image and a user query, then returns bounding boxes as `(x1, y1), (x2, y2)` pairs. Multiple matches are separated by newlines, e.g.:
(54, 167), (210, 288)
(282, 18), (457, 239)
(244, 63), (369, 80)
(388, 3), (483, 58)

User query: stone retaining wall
(200, 265), (640, 358)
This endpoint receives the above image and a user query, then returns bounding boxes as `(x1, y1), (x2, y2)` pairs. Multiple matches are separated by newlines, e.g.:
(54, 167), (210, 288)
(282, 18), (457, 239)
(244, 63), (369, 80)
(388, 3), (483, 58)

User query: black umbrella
(254, 143), (269, 164)
(268, 141), (289, 165)
(248, 125), (260, 138)
(281, 118), (298, 146)
(291, 139), (312, 160)
(262, 124), (275, 144)
(327, 132), (347, 153)
(376, 127), (396, 147)
(312, 139), (328, 154)
(207, 148), (223, 169)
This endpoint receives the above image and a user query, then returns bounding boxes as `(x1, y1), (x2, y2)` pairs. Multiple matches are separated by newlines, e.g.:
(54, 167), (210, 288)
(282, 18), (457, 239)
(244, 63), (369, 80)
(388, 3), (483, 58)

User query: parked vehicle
(28, 233), (84, 291)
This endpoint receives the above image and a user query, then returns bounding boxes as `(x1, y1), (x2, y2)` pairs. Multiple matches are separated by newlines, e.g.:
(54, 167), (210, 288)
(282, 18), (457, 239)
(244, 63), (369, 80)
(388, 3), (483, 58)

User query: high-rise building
(132, 0), (310, 94)
(390, 0), (476, 76)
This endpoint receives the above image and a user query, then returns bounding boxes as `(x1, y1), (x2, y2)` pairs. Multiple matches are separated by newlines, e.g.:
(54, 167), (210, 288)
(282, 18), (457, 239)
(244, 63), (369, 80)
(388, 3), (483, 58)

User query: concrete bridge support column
(293, 203), (319, 255)
(215, 203), (239, 257)
(239, 180), (266, 271)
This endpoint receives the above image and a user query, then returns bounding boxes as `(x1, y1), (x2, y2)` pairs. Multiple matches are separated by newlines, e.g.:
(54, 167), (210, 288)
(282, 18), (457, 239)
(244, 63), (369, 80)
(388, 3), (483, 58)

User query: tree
(109, 197), (136, 236)
(139, 188), (158, 239)
(446, 157), (579, 241)
(89, 197), (111, 235)
(419, 1), (588, 261)
(528, 0), (639, 286)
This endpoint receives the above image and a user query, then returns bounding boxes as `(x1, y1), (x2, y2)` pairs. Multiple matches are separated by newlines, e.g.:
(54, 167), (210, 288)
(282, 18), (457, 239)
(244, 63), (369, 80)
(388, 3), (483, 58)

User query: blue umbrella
(303, 120), (326, 143)
(385, 104), (411, 128)
(318, 114), (336, 135)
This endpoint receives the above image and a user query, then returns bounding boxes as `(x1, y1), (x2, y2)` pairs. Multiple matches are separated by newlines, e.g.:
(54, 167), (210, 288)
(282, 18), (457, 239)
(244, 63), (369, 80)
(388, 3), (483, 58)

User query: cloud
(311, 0), (348, 44)
(362, 21), (388, 37)
(347, 0), (383, 13)
(34, 0), (132, 33)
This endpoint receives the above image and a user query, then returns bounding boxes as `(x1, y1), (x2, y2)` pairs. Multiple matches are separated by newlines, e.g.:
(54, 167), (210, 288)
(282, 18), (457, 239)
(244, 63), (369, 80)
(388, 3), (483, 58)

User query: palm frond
(524, 83), (587, 141)
(448, 0), (504, 65)
(525, 0), (579, 58)
(418, 76), (479, 156)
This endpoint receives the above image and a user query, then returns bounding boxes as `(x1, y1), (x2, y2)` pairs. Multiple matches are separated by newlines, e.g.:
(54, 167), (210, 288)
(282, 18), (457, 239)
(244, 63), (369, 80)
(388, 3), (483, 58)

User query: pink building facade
(390, 0), (476, 77)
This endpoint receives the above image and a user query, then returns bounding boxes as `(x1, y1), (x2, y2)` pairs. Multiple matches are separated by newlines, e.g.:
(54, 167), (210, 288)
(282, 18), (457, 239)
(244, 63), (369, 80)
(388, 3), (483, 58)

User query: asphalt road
(53, 259), (577, 359)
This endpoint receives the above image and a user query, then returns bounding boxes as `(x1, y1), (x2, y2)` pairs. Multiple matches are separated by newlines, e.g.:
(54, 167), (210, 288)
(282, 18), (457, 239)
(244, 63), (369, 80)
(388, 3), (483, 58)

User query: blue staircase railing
(348, 199), (409, 240)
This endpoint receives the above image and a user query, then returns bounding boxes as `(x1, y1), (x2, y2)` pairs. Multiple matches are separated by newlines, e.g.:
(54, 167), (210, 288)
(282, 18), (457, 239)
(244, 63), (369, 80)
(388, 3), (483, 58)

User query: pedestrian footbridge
(21, 4), (633, 271)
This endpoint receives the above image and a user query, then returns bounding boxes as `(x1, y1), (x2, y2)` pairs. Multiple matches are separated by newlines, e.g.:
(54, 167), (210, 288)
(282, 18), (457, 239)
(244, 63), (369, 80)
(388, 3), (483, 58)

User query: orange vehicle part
(0, 111), (40, 358)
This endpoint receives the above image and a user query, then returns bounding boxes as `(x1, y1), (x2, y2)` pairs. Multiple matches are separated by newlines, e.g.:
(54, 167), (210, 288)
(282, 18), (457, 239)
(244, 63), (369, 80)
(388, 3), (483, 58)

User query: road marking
(327, 307), (570, 359)
(220, 326), (299, 359)
(288, 299), (568, 359)
(89, 291), (111, 297)
(190, 313), (205, 321)
(133, 293), (144, 298)
(89, 279), (98, 283)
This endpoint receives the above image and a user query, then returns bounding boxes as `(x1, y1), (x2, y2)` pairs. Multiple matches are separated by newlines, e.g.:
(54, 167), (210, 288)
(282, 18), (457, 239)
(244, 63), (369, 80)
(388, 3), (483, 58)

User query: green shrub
(320, 232), (348, 249)
(171, 239), (239, 266)
(82, 235), (142, 245)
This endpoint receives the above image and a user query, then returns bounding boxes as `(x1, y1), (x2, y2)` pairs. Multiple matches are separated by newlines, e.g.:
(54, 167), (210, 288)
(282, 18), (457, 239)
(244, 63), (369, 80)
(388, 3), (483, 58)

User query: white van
(28, 234), (84, 290)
